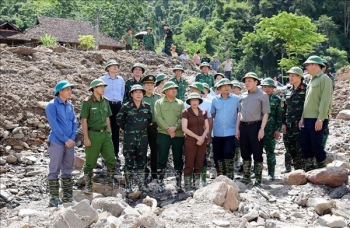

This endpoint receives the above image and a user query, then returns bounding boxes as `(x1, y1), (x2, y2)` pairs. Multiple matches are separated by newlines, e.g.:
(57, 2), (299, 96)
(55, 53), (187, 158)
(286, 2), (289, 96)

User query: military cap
(129, 84), (146, 97)
(155, 73), (168, 86)
(105, 59), (119, 72)
(303, 55), (325, 67)
(286, 67), (304, 77)
(141, 75), (156, 84)
(189, 82), (205, 94)
(162, 81), (178, 93)
(146, 27), (152, 30)
(54, 80), (75, 96)
(89, 79), (107, 91)
(173, 64), (184, 72)
(126, 27), (133, 32)
(216, 78), (233, 88)
(260, 78), (276, 87)
(214, 73), (225, 80)
(162, 24), (169, 27)
(241, 72), (261, 85)
(202, 82), (210, 90)
(131, 63), (145, 73)
(199, 62), (211, 70)
(186, 92), (203, 105)
(231, 80), (242, 89)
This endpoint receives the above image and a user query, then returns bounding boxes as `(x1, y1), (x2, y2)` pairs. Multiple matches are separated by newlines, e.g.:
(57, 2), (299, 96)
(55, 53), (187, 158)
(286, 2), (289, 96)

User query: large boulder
(284, 170), (307, 185)
(336, 110), (350, 120)
(318, 214), (347, 228)
(306, 198), (333, 215)
(91, 196), (129, 217)
(306, 167), (349, 187)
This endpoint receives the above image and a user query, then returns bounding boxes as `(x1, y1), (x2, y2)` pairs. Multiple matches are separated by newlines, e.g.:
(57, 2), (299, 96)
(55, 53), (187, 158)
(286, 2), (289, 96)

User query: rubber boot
(267, 165), (275, 181)
(304, 158), (316, 172)
(84, 172), (93, 195)
(254, 162), (263, 186)
(194, 173), (201, 189)
(316, 160), (327, 169)
(61, 178), (74, 203)
(184, 175), (192, 192)
(124, 171), (133, 194)
(234, 148), (241, 170)
(282, 153), (292, 173)
(157, 169), (165, 193)
(48, 179), (62, 207)
(137, 169), (149, 192)
(217, 160), (227, 176)
(201, 166), (207, 186)
(251, 165), (256, 179)
(225, 159), (235, 180)
(105, 166), (115, 187)
(175, 171), (183, 193)
(242, 160), (252, 185)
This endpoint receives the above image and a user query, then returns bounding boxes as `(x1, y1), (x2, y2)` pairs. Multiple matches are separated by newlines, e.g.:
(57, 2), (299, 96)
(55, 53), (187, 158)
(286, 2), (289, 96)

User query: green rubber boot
(84, 172), (93, 195)
(201, 166), (207, 186)
(242, 160), (252, 185)
(234, 148), (242, 170)
(157, 169), (165, 193)
(304, 158), (316, 172)
(184, 176), (192, 192)
(316, 160), (327, 169)
(61, 178), (74, 203)
(225, 159), (235, 180)
(105, 166), (115, 187)
(267, 165), (275, 181)
(137, 169), (149, 192)
(254, 162), (263, 186)
(124, 171), (133, 194)
(48, 179), (62, 207)
(217, 160), (227, 176)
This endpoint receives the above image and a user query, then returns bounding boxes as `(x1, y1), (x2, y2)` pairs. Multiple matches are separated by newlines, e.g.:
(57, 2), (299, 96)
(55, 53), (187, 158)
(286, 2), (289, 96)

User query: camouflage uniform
(164, 28), (173, 56)
(116, 100), (152, 192)
(170, 76), (188, 102)
(262, 94), (283, 178)
(195, 73), (215, 88)
(123, 77), (143, 103)
(143, 33), (155, 51)
(282, 82), (307, 171)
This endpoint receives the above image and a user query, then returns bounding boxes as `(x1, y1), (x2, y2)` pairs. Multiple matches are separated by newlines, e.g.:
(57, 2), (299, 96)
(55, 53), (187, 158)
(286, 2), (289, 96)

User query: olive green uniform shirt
(80, 95), (112, 130)
(169, 76), (188, 102)
(302, 71), (333, 120)
(142, 93), (161, 122)
(123, 34), (133, 46)
(195, 73), (215, 88)
(154, 97), (185, 137)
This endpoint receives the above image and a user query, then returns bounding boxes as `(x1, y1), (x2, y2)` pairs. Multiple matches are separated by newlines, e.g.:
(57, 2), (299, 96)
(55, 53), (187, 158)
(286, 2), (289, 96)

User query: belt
(88, 127), (107, 132)
(108, 101), (121, 104)
(241, 120), (261, 125)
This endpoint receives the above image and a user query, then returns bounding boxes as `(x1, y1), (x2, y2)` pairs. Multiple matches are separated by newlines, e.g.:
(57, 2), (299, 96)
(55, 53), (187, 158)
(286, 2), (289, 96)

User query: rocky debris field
(0, 45), (350, 227)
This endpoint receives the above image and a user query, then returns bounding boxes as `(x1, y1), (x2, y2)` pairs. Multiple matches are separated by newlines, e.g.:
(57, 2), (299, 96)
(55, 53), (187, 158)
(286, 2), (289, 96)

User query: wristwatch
(260, 127), (264, 130)
(317, 119), (323, 122)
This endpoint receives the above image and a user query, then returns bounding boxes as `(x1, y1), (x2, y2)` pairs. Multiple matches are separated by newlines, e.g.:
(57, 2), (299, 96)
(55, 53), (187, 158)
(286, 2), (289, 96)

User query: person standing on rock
(220, 57), (233, 80)
(209, 55), (221, 72)
(182, 92), (209, 191)
(101, 60), (125, 164)
(154, 73), (168, 96)
(180, 50), (190, 60)
(195, 62), (215, 88)
(116, 85), (152, 193)
(143, 27), (155, 52)
(169, 65), (188, 102)
(154, 81), (185, 193)
(193, 50), (201, 66)
(141, 75), (161, 182)
(163, 24), (173, 56)
(236, 73), (270, 186)
(211, 79), (240, 180)
(80, 79), (116, 194)
(260, 78), (283, 180)
(281, 67), (307, 173)
(231, 81), (243, 171)
(122, 27), (133, 50)
(45, 80), (77, 207)
(299, 56), (333, 171)
(201, 52), (211, 63)
(123, 63), (145, 103)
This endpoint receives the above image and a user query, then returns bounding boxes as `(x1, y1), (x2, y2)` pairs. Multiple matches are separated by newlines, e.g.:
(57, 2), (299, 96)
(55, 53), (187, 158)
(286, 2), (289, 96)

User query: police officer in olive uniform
(141, 75), (161, 181)
(81, 79), (116, 194)
(116, 85), (152, 193)
(123, 63), (145, 103)
(169, 65), (188, 102)
(195, 62), (215, 88)
(261, 78), (283, 180)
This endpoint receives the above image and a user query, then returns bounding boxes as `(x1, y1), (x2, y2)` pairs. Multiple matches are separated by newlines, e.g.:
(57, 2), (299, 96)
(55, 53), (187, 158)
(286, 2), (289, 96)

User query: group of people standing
(45, 54), (333, 207)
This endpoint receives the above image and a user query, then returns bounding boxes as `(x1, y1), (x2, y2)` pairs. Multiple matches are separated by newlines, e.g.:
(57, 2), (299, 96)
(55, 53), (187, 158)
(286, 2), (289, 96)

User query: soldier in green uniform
(116, 85), (152, 193)
(154, 81), (185, 192)
(163, 24), (173, 56)
(261, 78), (283, 180)
(169, 65), (188, 102)
(143, 27), (155, 52)
(141, 75), (161, 182)
(122, 27), (133, 50)
(195, 62), (215, 88)
(281, 67), (307, 173)
(123, 63), (145, 103)
(81, 79), (116, 194)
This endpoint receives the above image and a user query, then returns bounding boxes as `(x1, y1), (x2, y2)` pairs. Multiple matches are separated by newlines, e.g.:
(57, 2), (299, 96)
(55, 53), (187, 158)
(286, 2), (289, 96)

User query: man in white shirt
(180, 50), (190, 60)
(221, 57), (233, 80)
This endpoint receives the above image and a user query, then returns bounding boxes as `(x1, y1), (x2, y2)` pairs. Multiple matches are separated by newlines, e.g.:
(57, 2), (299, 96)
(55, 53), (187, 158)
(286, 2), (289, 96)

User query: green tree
(78, 35), (95, 50)
(39, 33), (58, 47)
(181, 17), (205, 42)
(324, 47), (349, 71)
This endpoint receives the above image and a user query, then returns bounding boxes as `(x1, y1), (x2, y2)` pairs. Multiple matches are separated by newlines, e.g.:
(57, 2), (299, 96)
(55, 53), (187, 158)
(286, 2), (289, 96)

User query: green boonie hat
(303, 55), (325, 67)
(155, 73), (168, 86)
(321, 58), (329, 68)
(186, 92), (203, 105)
(105, 59), (119, 72)
(202, 82), (210, 90)
(261, 78), (276, 87)
(146, 27), (152, 30)
(189, 82), (205, 94)
(141, 75), (156, 84)
(216, 78), (233, 88)
(199, 62), (211, 70)
(173, 65), (184, 72)
(286, 67), (304, 77)
(54, 80), (76, 96)
(89, 79), (107, 91)
(131, 63), (145, 73)
(129, 84), (146, 96)
(241, 72), (260, 85)
(231, 80), (242, 89)
(214, 73), (225, 80)
(162, 81), (178, 93)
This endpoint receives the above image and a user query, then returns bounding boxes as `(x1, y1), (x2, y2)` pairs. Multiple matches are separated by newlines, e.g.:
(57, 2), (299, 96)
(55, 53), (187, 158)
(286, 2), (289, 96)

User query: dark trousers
(240, 122), (263, 162)
(300, 118), (328, 162)
(146, 123), (158, 178)
(125, 45), (132, 50)
(109, 102), (122, 159)
(157, 133), (184, 173)
(225, 71), (232, 80)
(213, 136), (235, 164)
(184, 138), (206, 176)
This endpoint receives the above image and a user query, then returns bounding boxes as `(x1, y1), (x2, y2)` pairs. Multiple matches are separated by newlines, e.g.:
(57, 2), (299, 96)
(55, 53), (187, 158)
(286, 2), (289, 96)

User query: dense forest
(1, 0), (349, 79)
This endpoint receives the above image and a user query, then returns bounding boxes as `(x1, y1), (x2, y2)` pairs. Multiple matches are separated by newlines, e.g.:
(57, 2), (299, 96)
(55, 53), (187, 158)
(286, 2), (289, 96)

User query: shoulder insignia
(130, 103), (134, 107)
(84, 96), (91, 102)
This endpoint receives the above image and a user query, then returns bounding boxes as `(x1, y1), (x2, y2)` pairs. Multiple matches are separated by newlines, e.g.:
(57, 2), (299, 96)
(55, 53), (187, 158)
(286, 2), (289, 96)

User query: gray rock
(6, 155), (18, 164)
(91, 196), (129, 217)
(329, 185), (350, 199)
(139, 211), (166, 228)
(212, 219), (230, 227)
(265, 220), (304, 228)
(242, 209), (258, 222)
(306, 198), (333, 215)
(294, 192), (309, 206)
(8, 221), (31, 228)
(318, 214), (347, 227)
(122, 206), (140, 216)
(336, 110), (350, 120)
(0, 158), (6, 165)
(0, 189), (11, 201)
(73, 190), (103, 203)
(8, 46), (37, 55)
(62, 199), (98, 228)
(25, 170), (44, 176)
(18, 209), (39, 217)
